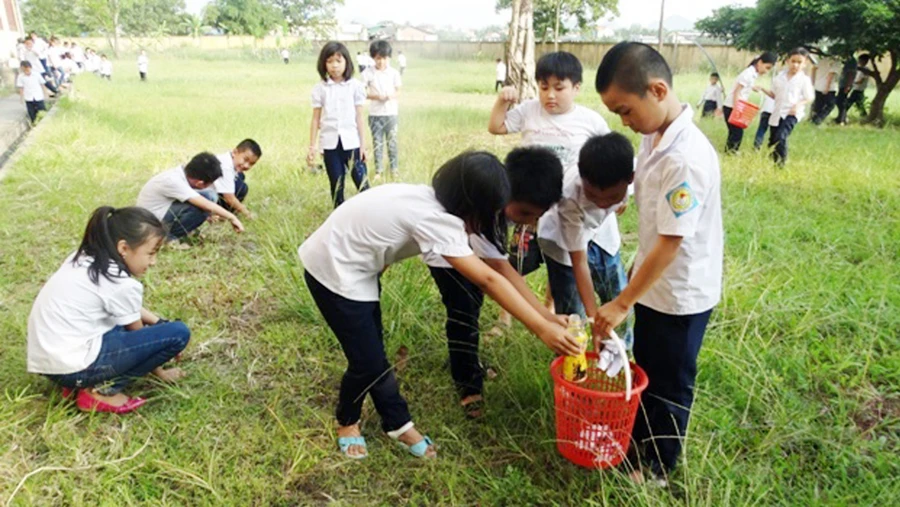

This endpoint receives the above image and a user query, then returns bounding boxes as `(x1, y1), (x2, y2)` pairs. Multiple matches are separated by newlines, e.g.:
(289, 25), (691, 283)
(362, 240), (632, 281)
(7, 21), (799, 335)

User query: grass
(1, 53), (899, 505)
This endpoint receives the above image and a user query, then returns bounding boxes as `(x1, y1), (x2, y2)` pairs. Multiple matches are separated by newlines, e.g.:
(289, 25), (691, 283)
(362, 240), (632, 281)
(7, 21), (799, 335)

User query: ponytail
(749, 52), (778, 68)
(73, 206), (166, 284)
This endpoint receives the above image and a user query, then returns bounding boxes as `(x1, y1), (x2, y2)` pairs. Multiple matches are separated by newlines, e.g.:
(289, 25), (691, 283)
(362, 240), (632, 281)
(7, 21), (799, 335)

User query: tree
(22, 0), (89, 36)
(697, 0), (900, 126)
(121, 0), (185, 37)
(497, 0), (618, 44)
(695, 5), (753, 46)
(206, 0), (282, 38)
(270, 0), (341, 38)
(77, 0), (131, 56)
(180, 13), (208, 38)
(506, 0), (537, 100)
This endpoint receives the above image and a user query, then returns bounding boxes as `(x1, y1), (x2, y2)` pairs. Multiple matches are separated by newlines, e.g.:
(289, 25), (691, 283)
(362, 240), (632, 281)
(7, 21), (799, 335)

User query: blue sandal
(398, 436), (435, 458)
(338, 436), (368, 459)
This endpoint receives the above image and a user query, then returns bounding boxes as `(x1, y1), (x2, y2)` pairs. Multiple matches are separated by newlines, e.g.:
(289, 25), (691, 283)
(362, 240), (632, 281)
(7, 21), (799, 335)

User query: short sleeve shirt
(724, 66), (758, 108)
(769, 70), (815, 126)
(422, 233), (506, 268)
(16, 72), (45, 101)
(213, 152), (236, 194)
(814, 59), (840, 93)
(311, 78), (367, 150)
(362, 66), (402, 116)
(136, 166), (202, 220)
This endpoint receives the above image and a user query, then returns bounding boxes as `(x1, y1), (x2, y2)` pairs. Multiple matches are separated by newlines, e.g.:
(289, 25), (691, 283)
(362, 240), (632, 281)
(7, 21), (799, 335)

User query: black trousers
(429, 267), (484, 398)
(323, 138), (369, 208)
(304, 271), (412, 432)
(812, 92), (836, 124)
(836, 90), (866, 123)
(722, 106), (745, 153)
(630, 303), (713, 475)
(25, 100), (46, 123)
(701, 100), (718, 117)
(769, 115), (798, 166)
(217, 173), (249, 212)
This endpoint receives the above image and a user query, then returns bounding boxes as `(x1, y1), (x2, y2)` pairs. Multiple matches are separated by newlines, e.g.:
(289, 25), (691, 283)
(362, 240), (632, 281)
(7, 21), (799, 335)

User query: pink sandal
(76, 389), (146, 414)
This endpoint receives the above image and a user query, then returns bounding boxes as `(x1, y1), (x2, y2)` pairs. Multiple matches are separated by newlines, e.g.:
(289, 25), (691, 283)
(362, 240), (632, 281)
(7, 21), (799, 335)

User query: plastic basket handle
(606, 330), (633, 402)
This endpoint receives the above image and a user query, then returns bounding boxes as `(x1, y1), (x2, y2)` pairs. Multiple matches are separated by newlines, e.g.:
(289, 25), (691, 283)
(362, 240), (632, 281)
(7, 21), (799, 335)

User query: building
(1, 0), (23, 60)
(395, 25), (437, 42)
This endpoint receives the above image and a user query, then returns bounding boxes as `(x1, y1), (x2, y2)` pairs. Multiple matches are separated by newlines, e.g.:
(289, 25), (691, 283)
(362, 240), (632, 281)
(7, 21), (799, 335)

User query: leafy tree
(270, 0), (341, 38)
(121, 0), (185, 37)
(77, 0), (132, 56)
(22, 0), (89, 36)
(694, 5), (752, 46)
(180, 13), (209, 38)
(206, 0), (282, 38)
(497, 0), (618, 43)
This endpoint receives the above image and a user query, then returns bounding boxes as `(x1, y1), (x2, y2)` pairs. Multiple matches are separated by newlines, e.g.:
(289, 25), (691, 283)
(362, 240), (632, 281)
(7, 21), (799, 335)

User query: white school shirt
(136, 166), (203, 220)
(397, 54), (407, 68)
(504, 99), (610, 173)
(496, 61), (507, 81)
(33, 38), (49, 59)
(213, 152), (236, 195)
(281, 49), (289, 59)
(27, 253), (143, 375)
(761, 94), (776, 114)
(422, 233), (506, 268)
(362, 66), (402, 116)
(137, 55), (148, 72)
(47, 46), (63, 67)
(16, 72), (45, 101)
(853, 71), (869, 92)
(769, 70), (815, 126)
(311, 78), (366, 150)
(814, 59), (840, 93)
(724, 66), (758, 108)
(700, 84), (723, 108)
(100, 60), (113, 76)
(22, 49), (45, 73)
(299, 184), (474, 301)
(538, 173), (626, 266)
(72, 46), (85, 64)
(633, 105), (722, 316)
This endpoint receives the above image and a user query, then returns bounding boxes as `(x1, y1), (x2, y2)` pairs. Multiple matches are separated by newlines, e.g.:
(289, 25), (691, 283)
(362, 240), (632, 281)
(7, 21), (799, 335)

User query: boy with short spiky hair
(362, 40), (402, 180)
(214, 138), (262, 217)
(593, 42), (723, 485)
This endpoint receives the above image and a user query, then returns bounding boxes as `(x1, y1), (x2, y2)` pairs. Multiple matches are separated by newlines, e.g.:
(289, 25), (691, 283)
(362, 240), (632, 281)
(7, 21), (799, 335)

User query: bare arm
(484, 258), (563, 323)
(488, 86), (517, 134)
(186, 196), (244, 233)
(730, 83), (744, 106)
(307, 107), (321, 165)
(141, 308), (160, 325)
(222, 193), (250, 216)
(825, 72), (836, 93)
(355, 104), (367, 162)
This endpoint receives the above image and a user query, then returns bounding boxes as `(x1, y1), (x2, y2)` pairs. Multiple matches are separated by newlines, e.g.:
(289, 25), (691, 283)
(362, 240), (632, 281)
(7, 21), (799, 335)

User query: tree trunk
(554, 0), (561, 52)
(507, 0), (537, 101)
(111, 0), (121, 57)
(864, 51), (899, 127)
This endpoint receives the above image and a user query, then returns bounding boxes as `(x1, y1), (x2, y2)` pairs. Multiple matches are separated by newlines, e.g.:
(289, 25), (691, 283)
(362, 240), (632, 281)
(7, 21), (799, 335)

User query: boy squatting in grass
(298, 151), (582, 460)
(27, 207), (190, 414)
(593, 42), (723, 485)
(361, 40), (402, 180)
(136, 152), (245, 242)
(214, 138), (262, 218)
(488, 51), (630, 340)
(308, 41), (370, 208)
(422, 146), (566, 419)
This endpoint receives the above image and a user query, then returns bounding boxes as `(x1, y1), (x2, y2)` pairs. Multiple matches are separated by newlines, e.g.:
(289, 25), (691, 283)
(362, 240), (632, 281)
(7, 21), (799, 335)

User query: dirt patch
(853, 394), (900, 436)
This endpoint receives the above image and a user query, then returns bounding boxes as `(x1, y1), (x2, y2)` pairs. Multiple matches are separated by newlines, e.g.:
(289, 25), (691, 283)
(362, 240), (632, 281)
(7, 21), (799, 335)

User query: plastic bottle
(563, 314), (589, 382)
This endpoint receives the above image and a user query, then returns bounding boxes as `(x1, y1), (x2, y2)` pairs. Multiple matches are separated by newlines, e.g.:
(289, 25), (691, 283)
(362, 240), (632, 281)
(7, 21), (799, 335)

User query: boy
(593, 42), (723, 485)
(811, 56), (838, 124)
(539, 132), (634, 346)
(397, 50), (407, 75)
(215, 139), (262, 217)
(281, 48), (290, 65)
(137, 50), (149, 81)
(136, 152), (245, 241)
(99, 54), (112, 80)
(835, 54), (871, 125)
(362, 40), (402, 180)
(697, 72), (723, 118)
(495, 57), (506, 91)
(16, 61), (52, 124)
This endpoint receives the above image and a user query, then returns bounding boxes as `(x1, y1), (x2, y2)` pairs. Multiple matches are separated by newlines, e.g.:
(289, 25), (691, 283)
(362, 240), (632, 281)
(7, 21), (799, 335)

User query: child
(298, 151), (580, 460)
(811, 55), (839, 124)
(495, 57), (506, 91)
(697, 72), (723, 117)
(137, 50), (148, 81)
(539, 132), (634, 347)
(422, 146), (566, 419)
(136, 152), (245, 241)
(99, 54), (112, 80)
(308, 42), (370, 208)
(281, 48), (290, 65)
(356, 51), (367, 74)
(767, 48), (814, 166)
(754, 93), (775, 150)
(362, 40), (402, 180)
(215, 139), (262, 217)
(397, 50), (407, 75)
(16, 61), (51, 124)
(722, 52), (776, 153)
(27, 206), (190, 413)
(835, 54), (871, 125)
(594, 42), (723, 485)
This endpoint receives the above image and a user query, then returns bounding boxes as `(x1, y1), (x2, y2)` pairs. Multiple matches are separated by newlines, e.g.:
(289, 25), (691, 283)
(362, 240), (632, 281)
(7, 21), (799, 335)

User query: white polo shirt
(398, 54), (407, 68)
(137, 55), (149, 73)
(853, 71), (869, 92)
(213, 152), (236, 195)
(299, 184), (474, 301)
(633, 105), (722, 315)
(16, 72), (45, 102)
(724, 66), (758, 108)
(362, 66), (402, 116)
(769, 70), (815, 126)
(27, 253), (143, 374)
(136, 166), (203, 220)
(537, 173), (625, 266)
(311, 78), (366, 150)
(700, 84), (724, 108)
(504, 99), (610, 174)
(423, 233), (506, 268)
(814, 59), (840, 93)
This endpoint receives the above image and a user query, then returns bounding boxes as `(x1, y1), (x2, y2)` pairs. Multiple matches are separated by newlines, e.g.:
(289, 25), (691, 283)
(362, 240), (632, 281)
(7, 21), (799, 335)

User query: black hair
(432, 151), (510, 253)
(74, 206), (166, 284)
(20, 60), (31, 69)
(595, 42), (672, 96)
(578, 132), (635, 189)
(710, 72), (720, 79)
(316, 41), (353, 81)
(535, 51), (583, 85)
(236, 138), (262, 158)
(504, 146), (563, 210)
(749, 52), (777, 68)
(787, 47), (810, 59)
(370, 40), (392, 58)
(858, 53), (871, 65)
(183, 152), (222, 183)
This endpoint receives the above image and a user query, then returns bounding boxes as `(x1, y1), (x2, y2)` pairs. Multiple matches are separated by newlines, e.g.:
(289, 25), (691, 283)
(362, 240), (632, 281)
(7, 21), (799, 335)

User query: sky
(185, 0), (757, 30)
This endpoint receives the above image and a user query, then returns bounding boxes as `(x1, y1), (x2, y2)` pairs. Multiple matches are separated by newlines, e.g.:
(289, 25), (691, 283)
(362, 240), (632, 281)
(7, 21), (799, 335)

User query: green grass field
(1, 53), (899, 505)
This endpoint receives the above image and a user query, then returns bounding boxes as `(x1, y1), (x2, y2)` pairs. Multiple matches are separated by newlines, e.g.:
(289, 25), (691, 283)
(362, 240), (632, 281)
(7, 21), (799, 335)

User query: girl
(299, 151), (580, 460)
(308, 41), (370, 208)
(27, 207), (190, 414)
(766, 48), (814, 166)
(722, 51), (776, 153)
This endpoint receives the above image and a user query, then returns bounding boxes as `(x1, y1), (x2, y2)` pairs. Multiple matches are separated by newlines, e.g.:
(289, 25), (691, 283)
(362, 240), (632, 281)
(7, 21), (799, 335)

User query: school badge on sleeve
(666, 182), (699, 217)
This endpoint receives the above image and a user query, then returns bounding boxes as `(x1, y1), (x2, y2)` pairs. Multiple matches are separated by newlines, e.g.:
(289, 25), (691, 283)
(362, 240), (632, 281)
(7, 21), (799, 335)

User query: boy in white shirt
(397, 51), (407, 75)
(281, 48), (290, 65)
(136, 152), (244, 241)
(16, 61), (52, 124)
(495, 58), (506, 91)
(137, 50), (149, 81)
(767, 48), (815, 166)
(99, 54), (112, 80)
(594, 42), (723, 485)
(836, 54), (871, 125)
(362, 40), (402, 180)
(214, 139), (262, 217)
(811, 56), (839, 124)
(697, 72), (723, 117)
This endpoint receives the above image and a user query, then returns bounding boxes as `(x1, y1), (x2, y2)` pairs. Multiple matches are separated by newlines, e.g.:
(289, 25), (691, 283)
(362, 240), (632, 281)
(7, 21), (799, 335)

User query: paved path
(0, 93), (32, 169)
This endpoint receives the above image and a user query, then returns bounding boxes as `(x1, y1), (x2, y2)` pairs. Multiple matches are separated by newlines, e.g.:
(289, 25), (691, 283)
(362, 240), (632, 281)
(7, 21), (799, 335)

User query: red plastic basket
(727, 99), (760, 129)
(551, 350), (648, 469)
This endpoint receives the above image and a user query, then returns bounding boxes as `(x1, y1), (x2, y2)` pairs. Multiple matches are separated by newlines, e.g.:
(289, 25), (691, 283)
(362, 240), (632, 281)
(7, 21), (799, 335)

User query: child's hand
(592, 300), (629, 347)
(359, 147), (367, 163)
(537, 320), (582, 356)
(306, 149), (317, 166)
(789, 106), (799, 117)
(229, 216), (245, 233)
(499, 86), (518, 104)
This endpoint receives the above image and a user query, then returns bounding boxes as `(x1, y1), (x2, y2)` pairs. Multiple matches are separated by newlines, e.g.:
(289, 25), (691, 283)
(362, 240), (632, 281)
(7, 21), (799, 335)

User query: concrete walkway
(0, 93), (32, 169)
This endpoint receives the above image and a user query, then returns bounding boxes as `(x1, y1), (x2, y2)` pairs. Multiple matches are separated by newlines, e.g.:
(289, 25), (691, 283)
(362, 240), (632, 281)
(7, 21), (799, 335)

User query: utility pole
(554, 0), (562, 52)
(657, 0), (665, 53)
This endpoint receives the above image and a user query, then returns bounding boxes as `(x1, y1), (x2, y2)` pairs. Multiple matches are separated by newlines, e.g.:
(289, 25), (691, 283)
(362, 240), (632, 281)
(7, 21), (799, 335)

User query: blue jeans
(368, 115), (399, 174)
(163, 188), (217, 240)
(545, 241), (634, 348)
(45, 322), (190, 395)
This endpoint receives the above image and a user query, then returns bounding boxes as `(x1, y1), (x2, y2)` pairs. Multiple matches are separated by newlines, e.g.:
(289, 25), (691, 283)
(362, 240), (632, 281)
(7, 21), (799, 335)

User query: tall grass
(0, 54), (898, 505)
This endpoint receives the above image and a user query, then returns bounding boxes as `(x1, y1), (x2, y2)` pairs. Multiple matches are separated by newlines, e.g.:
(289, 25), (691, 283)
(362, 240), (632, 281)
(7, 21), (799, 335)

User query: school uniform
(812, 59), (839, 124)
(137, 55), (148, 80)
(629, 104), (723, 475)
(699, 84), (723, 117)
(362, 65), (402, 175)
(768, 70), (814, 165)
(100, 60), (112, 80)
(311, 77), (370, 207)
(837, 70), (869, 123)
(136, 166), (217, 239)
(722, 66), (758, 152)
(213, 152), (249, 211)
(299, 184), (474, 432)
(495, 61), (506, 91)
(27, 253), (189, 394)
(16, 72), (46, 123)
(397, 54), (407, 75)
(754, 94), (776, 149)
